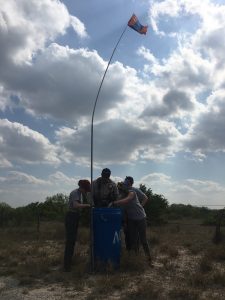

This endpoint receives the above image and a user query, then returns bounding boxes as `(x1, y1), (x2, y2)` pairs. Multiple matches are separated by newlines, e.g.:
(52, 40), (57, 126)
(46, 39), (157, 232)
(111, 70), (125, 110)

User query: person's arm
(73, 201), (90, 208)
(72, 192), (90, 209)
(113, 183), (119, 200)
(141, 194), (148, 207)
(113, 191), (134, 206)
(135, 188), (149, 207)
(92, 180), (98, 206)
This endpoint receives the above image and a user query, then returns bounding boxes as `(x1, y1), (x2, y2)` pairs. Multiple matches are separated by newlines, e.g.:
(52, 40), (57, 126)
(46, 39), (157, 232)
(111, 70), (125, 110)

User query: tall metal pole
(90, 24), (128, 271)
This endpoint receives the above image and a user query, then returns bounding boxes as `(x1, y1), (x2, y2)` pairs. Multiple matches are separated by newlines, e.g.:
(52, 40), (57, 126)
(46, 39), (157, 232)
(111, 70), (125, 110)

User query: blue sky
(1, 0), (225, 208)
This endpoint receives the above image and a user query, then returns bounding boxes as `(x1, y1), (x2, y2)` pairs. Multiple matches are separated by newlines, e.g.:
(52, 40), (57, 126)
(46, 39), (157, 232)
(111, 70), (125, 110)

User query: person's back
(112, 179), (152, 264)
(131, 187), (147, 205)
(121, 177), (149, 253)
(124, 188), (146, 220)
(93, 168), (118, 207)
(124, 176), (148, 207)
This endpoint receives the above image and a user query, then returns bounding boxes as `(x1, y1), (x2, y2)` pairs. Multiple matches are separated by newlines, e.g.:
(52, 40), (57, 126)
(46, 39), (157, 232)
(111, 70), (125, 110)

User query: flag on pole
(128, 14), (148, 35)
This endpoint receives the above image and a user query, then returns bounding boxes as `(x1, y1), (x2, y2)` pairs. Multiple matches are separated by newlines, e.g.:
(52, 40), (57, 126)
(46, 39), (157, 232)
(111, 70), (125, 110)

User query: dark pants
(64, 211), (79, 270)
(127, 218), (150, 258)
(123, 212), (139, 252)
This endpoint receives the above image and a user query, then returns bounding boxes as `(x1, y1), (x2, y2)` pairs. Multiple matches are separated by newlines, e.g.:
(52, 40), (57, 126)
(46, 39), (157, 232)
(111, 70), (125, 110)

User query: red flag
(128, 14), (148, 35)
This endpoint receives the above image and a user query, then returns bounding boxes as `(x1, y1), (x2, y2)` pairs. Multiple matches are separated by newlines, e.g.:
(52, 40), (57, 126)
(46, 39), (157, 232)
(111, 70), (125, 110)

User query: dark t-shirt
(93, 177), (119, 207)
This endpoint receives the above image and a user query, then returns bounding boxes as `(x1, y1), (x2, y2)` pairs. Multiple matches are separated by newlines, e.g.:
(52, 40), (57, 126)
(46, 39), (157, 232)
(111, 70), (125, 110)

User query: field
(1, 221), (225, 299)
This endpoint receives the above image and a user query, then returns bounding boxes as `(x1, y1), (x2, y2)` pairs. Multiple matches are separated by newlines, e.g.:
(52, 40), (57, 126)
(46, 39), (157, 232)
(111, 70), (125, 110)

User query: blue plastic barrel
(92, 207), (122, 268)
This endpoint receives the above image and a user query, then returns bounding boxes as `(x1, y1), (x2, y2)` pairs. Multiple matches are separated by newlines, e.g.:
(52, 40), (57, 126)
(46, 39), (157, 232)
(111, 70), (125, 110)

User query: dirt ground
(1, 247), (225, 300)
(1, 223), (225, 299)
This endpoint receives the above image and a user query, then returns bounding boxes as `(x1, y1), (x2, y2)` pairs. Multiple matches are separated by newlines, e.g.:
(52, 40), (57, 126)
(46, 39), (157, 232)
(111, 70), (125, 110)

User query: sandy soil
(1, 240), (225, 300)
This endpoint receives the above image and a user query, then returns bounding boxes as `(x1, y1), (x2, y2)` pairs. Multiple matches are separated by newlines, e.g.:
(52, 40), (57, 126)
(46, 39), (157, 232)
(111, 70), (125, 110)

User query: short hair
(78, 179), (91, 192)
(125, 176), (134, 185)
(101, 168), (111, 178)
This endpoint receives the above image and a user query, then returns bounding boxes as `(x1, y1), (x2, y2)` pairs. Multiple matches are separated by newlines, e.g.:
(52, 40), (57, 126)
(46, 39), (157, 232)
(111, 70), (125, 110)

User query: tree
(40, 193), (68, 220)
(0, 202), (13, 227)
(166, 204), (215, 220)
(139, 184), (168, 225)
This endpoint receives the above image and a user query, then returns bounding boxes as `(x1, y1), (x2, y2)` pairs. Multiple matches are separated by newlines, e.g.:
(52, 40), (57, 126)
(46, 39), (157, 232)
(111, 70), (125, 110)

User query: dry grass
(121, 281), (161, 300)
(168, 286), (200, 300)
(1, 220), (225, 299)
(198, 254), (213, 273)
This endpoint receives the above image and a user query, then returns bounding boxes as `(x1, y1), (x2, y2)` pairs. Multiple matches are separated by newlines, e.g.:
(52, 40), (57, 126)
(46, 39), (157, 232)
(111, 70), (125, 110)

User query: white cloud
(3, 171), (47, 185)
(55, 118), (181, 166)
(137, 46), (158, 64)
(0, 119), (60, 165)
(70, 16), (88, 38)
(1, 43), (142, 123)
(139, 172), (225, 207)
(0, 170), (87, 207)
(0, 85), (10, 111)
(0, 154), (12, 168)
(139, 172), (172, 189)
(150, 0), (181, 35)
(1, 169), (225, 208)
(142, 0), (225, 162)
(48, 171), (79, 185)
(1, 0), (225, 208)
(0, 0), (87, 65)
(183, 89), (225, 156)
(148, 0), (225, 92)
(142, 89), (195, 118)
(150, 47), (213, 92)
(149, 0), (222, 36)
(0, 170), (51, 206)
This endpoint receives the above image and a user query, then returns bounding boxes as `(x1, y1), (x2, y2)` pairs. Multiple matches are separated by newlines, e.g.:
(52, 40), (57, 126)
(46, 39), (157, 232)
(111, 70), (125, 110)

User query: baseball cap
(124, 176), (134, 185)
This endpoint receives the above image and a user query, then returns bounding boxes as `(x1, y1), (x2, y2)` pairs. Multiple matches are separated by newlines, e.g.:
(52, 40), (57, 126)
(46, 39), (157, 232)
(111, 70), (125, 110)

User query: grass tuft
(168, 287), (200, 300)
(121, 281), (161, 300)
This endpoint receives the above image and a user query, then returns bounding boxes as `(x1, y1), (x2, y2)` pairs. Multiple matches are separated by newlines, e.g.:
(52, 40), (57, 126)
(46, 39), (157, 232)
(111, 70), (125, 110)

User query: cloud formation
(0, 170), (81, 207)
(0, 119), (59, 165)
(1, 0), (225, 207)
(140, 172), (225, 207)
(55, 118), (181, 166)
(0, 0), (87, 64)
(183, 89), (225, 156)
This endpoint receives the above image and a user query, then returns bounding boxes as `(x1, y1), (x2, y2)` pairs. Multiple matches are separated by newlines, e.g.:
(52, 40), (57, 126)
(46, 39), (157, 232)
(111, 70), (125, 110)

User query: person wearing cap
(125, 176), (148, 207)
(122, 176), (149, 251)
(93, 168), (119, 207)
(112, 178), (152, 265)
(63, 179), (91, 272)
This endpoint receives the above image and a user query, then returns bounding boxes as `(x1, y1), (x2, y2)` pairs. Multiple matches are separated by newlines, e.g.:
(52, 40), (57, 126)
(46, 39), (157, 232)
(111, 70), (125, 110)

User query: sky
(1, 0), (225, 208)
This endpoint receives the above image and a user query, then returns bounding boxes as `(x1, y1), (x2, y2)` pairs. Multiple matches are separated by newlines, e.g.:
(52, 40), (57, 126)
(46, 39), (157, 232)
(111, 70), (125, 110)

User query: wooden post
(213, 209), (224, 244)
